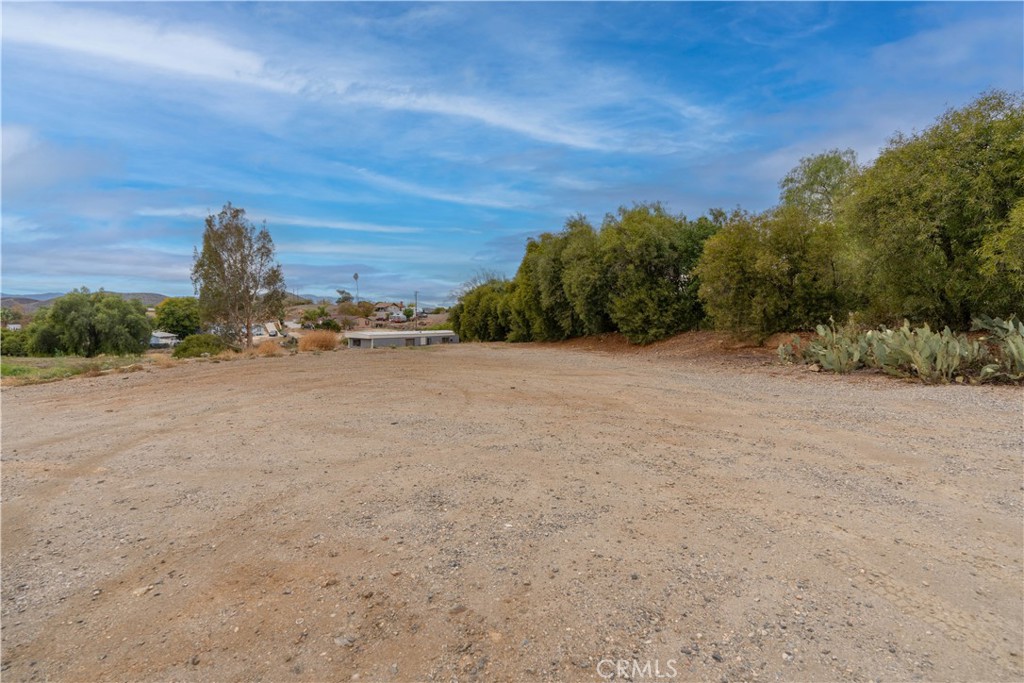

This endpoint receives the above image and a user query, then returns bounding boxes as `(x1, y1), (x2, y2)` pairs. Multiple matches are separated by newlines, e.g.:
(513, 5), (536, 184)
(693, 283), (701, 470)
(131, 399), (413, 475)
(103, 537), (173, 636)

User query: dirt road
(2, 340), (1022, 682)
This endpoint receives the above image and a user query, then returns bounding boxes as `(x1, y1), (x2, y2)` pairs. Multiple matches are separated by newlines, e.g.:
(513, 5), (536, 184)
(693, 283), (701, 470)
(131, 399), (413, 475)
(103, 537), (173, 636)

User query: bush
(1, 328), (28, 356)
(173, 333), (229, 358)
(254, 340), (283, 357)
(316, 318), (342, 332)
(26, 289), (151, 357)
(298, 330), (337, 351)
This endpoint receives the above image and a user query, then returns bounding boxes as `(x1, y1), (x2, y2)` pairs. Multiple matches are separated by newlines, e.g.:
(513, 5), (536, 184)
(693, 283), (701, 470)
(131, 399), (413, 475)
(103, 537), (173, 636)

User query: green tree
(780, 148), (859, 223)
(191, 202), (287, 348)
(336, 289), (354, 304)
(449, 277), (510, 342)
(599, 203), (716, 344)
(0, 328), (28, 356)
(561, 215), (613, 336)
(25, 288), (151, 356)
(978, 198), (1024, 304)
(301, 305), (331, 325)
(154, 297), (201, 339)
(505, 233), (578, 342)
(842, 90), (1024, 327)
(403, 307), (415, 320)
(696, 206), (851, 340)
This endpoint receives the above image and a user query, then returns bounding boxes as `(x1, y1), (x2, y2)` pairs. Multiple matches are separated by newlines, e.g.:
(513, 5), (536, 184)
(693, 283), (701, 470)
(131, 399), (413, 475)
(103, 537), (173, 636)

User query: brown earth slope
(1, 342), (1022, 682)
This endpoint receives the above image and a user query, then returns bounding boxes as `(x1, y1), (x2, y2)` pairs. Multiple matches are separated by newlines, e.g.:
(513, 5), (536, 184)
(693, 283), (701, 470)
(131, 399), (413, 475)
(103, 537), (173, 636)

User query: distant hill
(0, 292), (64, 302)
(1, 291), (170, 313)
(284, 292), (318, 306)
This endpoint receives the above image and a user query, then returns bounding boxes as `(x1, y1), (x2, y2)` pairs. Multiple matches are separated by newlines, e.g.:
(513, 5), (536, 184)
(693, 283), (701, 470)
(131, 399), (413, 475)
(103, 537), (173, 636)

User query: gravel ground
(1, 340), (1022, 682)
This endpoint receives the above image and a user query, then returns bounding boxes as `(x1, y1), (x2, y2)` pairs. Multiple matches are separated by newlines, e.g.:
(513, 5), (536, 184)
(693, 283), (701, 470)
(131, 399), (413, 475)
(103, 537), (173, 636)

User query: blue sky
(2, 2), (1021, 306)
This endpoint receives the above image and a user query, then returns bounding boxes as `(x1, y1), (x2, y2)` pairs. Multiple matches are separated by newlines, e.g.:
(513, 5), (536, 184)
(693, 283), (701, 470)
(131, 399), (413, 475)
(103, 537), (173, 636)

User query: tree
(25, 288), (151, 356)
(505, 233), (576, 342)
(0, 328), (28, 356)
(780, 149), (858, 224)
(1, 305), (25, 325)
(154, 297), (201, 339)
(336, 289), (354, 304)
(842, 91), (1024, 327)
(696, 206), (852, 340)
(301, 305), (331, 325)
(449, 276), (510, 341)
(191, 202), (287, 348)
(403, 307), (415, 320)
(978, 198), (1024, 305)
(599, 203), (716, 344)
(560, 215), (613, 336)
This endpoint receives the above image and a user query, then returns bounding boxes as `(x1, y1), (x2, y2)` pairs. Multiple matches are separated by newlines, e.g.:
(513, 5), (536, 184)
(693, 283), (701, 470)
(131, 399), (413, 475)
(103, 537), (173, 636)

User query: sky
(2, 2), (1021, 307)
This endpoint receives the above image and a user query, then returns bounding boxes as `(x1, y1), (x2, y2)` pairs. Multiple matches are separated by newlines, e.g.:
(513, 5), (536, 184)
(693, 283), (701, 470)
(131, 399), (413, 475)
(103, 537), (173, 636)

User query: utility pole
(414, 291), (419, 315)
(353, 272), (359, 303)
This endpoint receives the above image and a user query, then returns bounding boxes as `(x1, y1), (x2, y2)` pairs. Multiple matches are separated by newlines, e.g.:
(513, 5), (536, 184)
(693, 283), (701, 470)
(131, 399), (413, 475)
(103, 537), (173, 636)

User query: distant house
(373, 302), (405, 321)
(346, 330), (459, 349)
(5, 323), (22, 331)
(150, 331), (180, 348)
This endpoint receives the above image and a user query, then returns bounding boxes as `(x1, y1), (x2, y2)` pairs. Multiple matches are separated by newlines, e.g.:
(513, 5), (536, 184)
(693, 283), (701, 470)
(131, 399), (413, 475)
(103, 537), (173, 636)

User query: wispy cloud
(2, 4), (300, 93)
(342, 85), (612, 152)
(2, 3), (1017, 303)
(136, 206), (423, 235)
(338, 165), (538, 210)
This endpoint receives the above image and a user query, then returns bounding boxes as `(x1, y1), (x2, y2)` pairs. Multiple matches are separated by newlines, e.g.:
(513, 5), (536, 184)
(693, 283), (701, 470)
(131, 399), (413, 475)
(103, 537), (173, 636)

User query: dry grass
(298, 330), (338, 352)
(254, 340), (283, 357)
(150, 354), (179, 369)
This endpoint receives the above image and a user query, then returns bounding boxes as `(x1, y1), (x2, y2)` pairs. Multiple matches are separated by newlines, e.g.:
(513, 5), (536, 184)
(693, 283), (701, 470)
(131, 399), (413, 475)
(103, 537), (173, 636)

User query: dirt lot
(2, 338), (1022, 682)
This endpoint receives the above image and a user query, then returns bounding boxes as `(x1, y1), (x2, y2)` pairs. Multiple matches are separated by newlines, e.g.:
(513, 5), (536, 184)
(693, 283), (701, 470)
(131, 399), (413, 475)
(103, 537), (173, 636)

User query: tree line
(450, 91), (1023, 344)
(2, 202), (288, 357)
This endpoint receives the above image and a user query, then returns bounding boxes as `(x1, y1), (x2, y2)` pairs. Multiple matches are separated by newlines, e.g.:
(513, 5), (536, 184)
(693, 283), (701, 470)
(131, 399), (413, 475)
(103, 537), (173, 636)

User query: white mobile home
(346, 330), (459, 349)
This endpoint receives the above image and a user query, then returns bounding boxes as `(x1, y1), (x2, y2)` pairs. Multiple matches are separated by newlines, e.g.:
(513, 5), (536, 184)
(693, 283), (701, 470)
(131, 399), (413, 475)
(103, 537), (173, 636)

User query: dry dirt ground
(2, 337), (1022, 682)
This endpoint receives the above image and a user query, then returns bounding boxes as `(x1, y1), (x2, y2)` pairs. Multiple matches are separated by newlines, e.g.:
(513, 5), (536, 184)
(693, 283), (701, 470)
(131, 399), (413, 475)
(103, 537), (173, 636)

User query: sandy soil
(2, 338), (1022, 682)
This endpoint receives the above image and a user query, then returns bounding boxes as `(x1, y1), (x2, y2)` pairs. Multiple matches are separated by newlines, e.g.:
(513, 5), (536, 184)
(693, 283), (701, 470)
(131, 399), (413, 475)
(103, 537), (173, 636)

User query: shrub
(26, 289), (151, 357)
(298, 330), (337, 351)
(1, 328), (28, 356)
(255, 340), (283, 357)
(173, 333), (229, 358)
(316, 318), (342, 332)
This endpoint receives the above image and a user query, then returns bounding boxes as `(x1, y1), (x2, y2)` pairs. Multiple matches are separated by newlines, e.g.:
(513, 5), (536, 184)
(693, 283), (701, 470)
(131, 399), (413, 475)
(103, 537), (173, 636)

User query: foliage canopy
(154, 297), (201, 340)
(191, 203), (286, 348)
(25, 288), (151, 357)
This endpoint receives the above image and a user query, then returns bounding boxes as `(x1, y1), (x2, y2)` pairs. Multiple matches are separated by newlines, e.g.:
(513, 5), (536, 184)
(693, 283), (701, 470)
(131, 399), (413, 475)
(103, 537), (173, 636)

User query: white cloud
(136, 207), (423, 235)
(2, 4), (300, 93)
(2, 4), (726, 157)
(872, 15), (1021, 81)
(343, 85), (610, 152)
(341, 165), (538, 210)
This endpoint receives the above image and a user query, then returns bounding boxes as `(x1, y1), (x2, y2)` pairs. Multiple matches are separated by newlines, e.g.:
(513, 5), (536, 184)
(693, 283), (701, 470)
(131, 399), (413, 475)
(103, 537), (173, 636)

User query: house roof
(346, 330), (456, 340)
